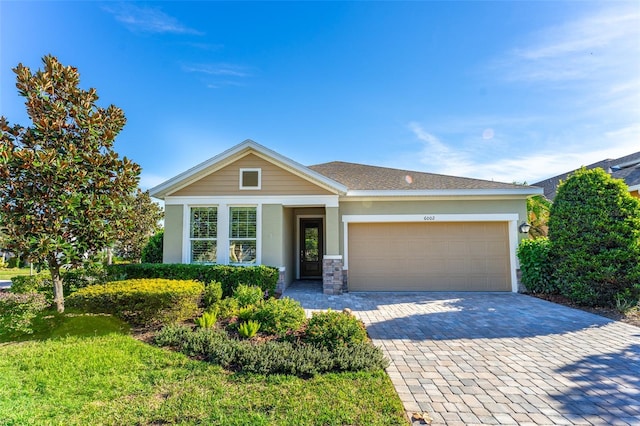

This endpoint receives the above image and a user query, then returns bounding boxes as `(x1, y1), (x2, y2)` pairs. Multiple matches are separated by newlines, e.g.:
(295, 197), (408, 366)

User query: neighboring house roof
(150, 139), (542, 199)
(533, 151), (640, 200)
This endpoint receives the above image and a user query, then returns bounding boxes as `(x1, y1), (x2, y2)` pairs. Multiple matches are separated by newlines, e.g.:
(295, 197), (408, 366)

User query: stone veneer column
(275, 267), (286, 294)
(323, 255), (343, 295)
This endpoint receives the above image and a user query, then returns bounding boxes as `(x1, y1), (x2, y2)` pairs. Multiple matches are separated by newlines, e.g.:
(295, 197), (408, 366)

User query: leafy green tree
(114, 189), (163, 263)
(141, 230), (164, 263)
(526, 195), (551, 238)
(0, 55), (140, 312)
(547, 167), (640, 306)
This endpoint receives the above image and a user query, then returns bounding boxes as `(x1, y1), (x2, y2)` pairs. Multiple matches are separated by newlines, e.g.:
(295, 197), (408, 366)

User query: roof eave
(345, 187), (544, 197)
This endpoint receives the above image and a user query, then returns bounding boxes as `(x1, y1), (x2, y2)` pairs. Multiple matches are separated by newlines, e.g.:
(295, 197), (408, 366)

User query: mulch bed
(530, 293), (640, 328)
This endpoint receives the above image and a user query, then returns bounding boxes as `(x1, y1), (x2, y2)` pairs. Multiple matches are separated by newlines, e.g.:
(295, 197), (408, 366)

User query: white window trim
(239, 168), (262, 190)
(228, 205), (260, 265)
(184, 205), (219, 264)
(341, 213), (520, 293)
(183, 203), (261, 265)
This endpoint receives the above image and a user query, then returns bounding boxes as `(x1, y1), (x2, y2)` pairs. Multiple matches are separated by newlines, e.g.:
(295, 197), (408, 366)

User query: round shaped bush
(304, 309), (368, 350)
(548, 167), (640, 306)
(233, 284), (264, 307)
(251, 297), (306, 336)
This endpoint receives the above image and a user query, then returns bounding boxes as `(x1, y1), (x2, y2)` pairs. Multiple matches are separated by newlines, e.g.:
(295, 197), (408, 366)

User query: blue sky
(1, 1), (639, 191)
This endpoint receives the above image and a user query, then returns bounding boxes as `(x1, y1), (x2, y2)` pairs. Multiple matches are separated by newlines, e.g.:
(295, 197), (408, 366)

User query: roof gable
(150, 140), (347, 199)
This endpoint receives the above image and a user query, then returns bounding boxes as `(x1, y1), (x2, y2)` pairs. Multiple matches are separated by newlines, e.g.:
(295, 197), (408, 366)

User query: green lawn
(0, 267), (34, 280)
(0, 314), (407, 425)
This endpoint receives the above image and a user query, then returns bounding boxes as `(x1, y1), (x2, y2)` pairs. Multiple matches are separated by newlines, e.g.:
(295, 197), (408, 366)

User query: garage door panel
(348, 222), (510, 291)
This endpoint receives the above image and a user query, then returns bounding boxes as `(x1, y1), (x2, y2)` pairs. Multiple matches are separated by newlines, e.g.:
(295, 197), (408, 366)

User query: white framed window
(239, 168), (261, 190)
(229, 206), (257, 264)
(190, 207), (217, 263)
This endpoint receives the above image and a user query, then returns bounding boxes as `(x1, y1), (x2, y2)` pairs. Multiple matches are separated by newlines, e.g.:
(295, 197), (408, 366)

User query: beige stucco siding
(163, 205), (184, 263)
(171, 153), (333, 196)
(262, 204), (284, 267)
(348, 221), (511, 291)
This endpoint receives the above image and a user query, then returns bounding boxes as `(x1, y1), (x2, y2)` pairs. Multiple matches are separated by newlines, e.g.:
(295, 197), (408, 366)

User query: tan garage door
(348, 222), (511, 291)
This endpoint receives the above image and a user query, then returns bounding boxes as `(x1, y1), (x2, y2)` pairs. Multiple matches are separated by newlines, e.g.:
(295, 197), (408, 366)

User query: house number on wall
(423, 215), (436, 221)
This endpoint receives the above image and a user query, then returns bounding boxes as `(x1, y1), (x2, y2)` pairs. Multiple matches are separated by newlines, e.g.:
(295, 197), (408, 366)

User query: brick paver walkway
(283, 281), (640, 425)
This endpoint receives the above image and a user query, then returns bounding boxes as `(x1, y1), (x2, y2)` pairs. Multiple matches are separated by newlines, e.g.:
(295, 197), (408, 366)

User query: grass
(0, 313), (407, 425)
(0, 267), (34, 280)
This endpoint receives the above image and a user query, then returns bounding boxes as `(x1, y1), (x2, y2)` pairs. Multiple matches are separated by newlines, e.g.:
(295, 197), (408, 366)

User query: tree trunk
(51, 266), (65, 313)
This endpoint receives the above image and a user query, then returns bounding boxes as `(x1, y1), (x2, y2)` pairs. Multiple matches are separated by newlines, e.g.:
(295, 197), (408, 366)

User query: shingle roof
(532, 151), (640, 200)
(308, 161), (532, 191)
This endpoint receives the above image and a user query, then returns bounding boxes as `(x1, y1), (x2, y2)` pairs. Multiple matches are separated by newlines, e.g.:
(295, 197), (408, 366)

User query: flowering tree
(0, 55), (140, 312)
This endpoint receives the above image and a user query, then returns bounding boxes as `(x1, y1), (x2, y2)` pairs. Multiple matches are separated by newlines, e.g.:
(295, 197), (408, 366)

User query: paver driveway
(283, 282), (640, 425)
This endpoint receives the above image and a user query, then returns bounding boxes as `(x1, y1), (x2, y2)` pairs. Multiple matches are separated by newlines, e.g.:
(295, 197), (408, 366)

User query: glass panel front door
(300, 218), (323, 278)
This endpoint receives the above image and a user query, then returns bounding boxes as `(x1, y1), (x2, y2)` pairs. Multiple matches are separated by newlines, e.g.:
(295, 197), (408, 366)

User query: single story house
(150, 140), (543, 294)
(533, 151), (640, 201)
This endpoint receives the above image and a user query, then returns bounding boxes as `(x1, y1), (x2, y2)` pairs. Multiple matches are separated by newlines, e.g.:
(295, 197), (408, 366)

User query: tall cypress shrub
(548, 167), (640, 306)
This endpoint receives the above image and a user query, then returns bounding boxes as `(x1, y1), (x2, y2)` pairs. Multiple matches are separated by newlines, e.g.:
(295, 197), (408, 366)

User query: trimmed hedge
(106, 264), (278, 297)
(67, 279), (204, 327)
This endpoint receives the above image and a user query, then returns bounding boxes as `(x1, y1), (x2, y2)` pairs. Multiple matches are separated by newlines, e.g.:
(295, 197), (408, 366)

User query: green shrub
(202, 281), (223, 308)
(153, 323), (193, 347)
(214, 297), (239, 320)
(105, 264), (278, 297)
(233, 284), (264, 307)
(67, 279), (204, 327)
(10, 274), (52, 299)
(517, 237), (555, 294)
(251, 297), (306, 336)
(304, 309), (368, 350)
(141, 230), (164, 263)
(332, 343), (390, 371)
(237, 305), (257, 322)
(154, 325), (389, 377)
(195, 311), (217, 329)
(238, 320), (261, 338)
(548, 167), (640, 306)
(0, 292), (49, 335)
(166, 326), (236, 363)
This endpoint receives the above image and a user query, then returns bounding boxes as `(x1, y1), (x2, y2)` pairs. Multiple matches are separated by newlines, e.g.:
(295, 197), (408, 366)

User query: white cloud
(402, 120), (639, 183)
(182, 63), (250, 78)
(182, 63), (252, 89)
(104, 4), (203, 35)
(399, 6), (640, 184)
(500, 7), (640, 85)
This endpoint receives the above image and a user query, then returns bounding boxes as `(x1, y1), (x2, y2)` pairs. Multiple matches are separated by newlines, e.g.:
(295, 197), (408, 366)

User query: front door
(299, 218), (323, 279)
